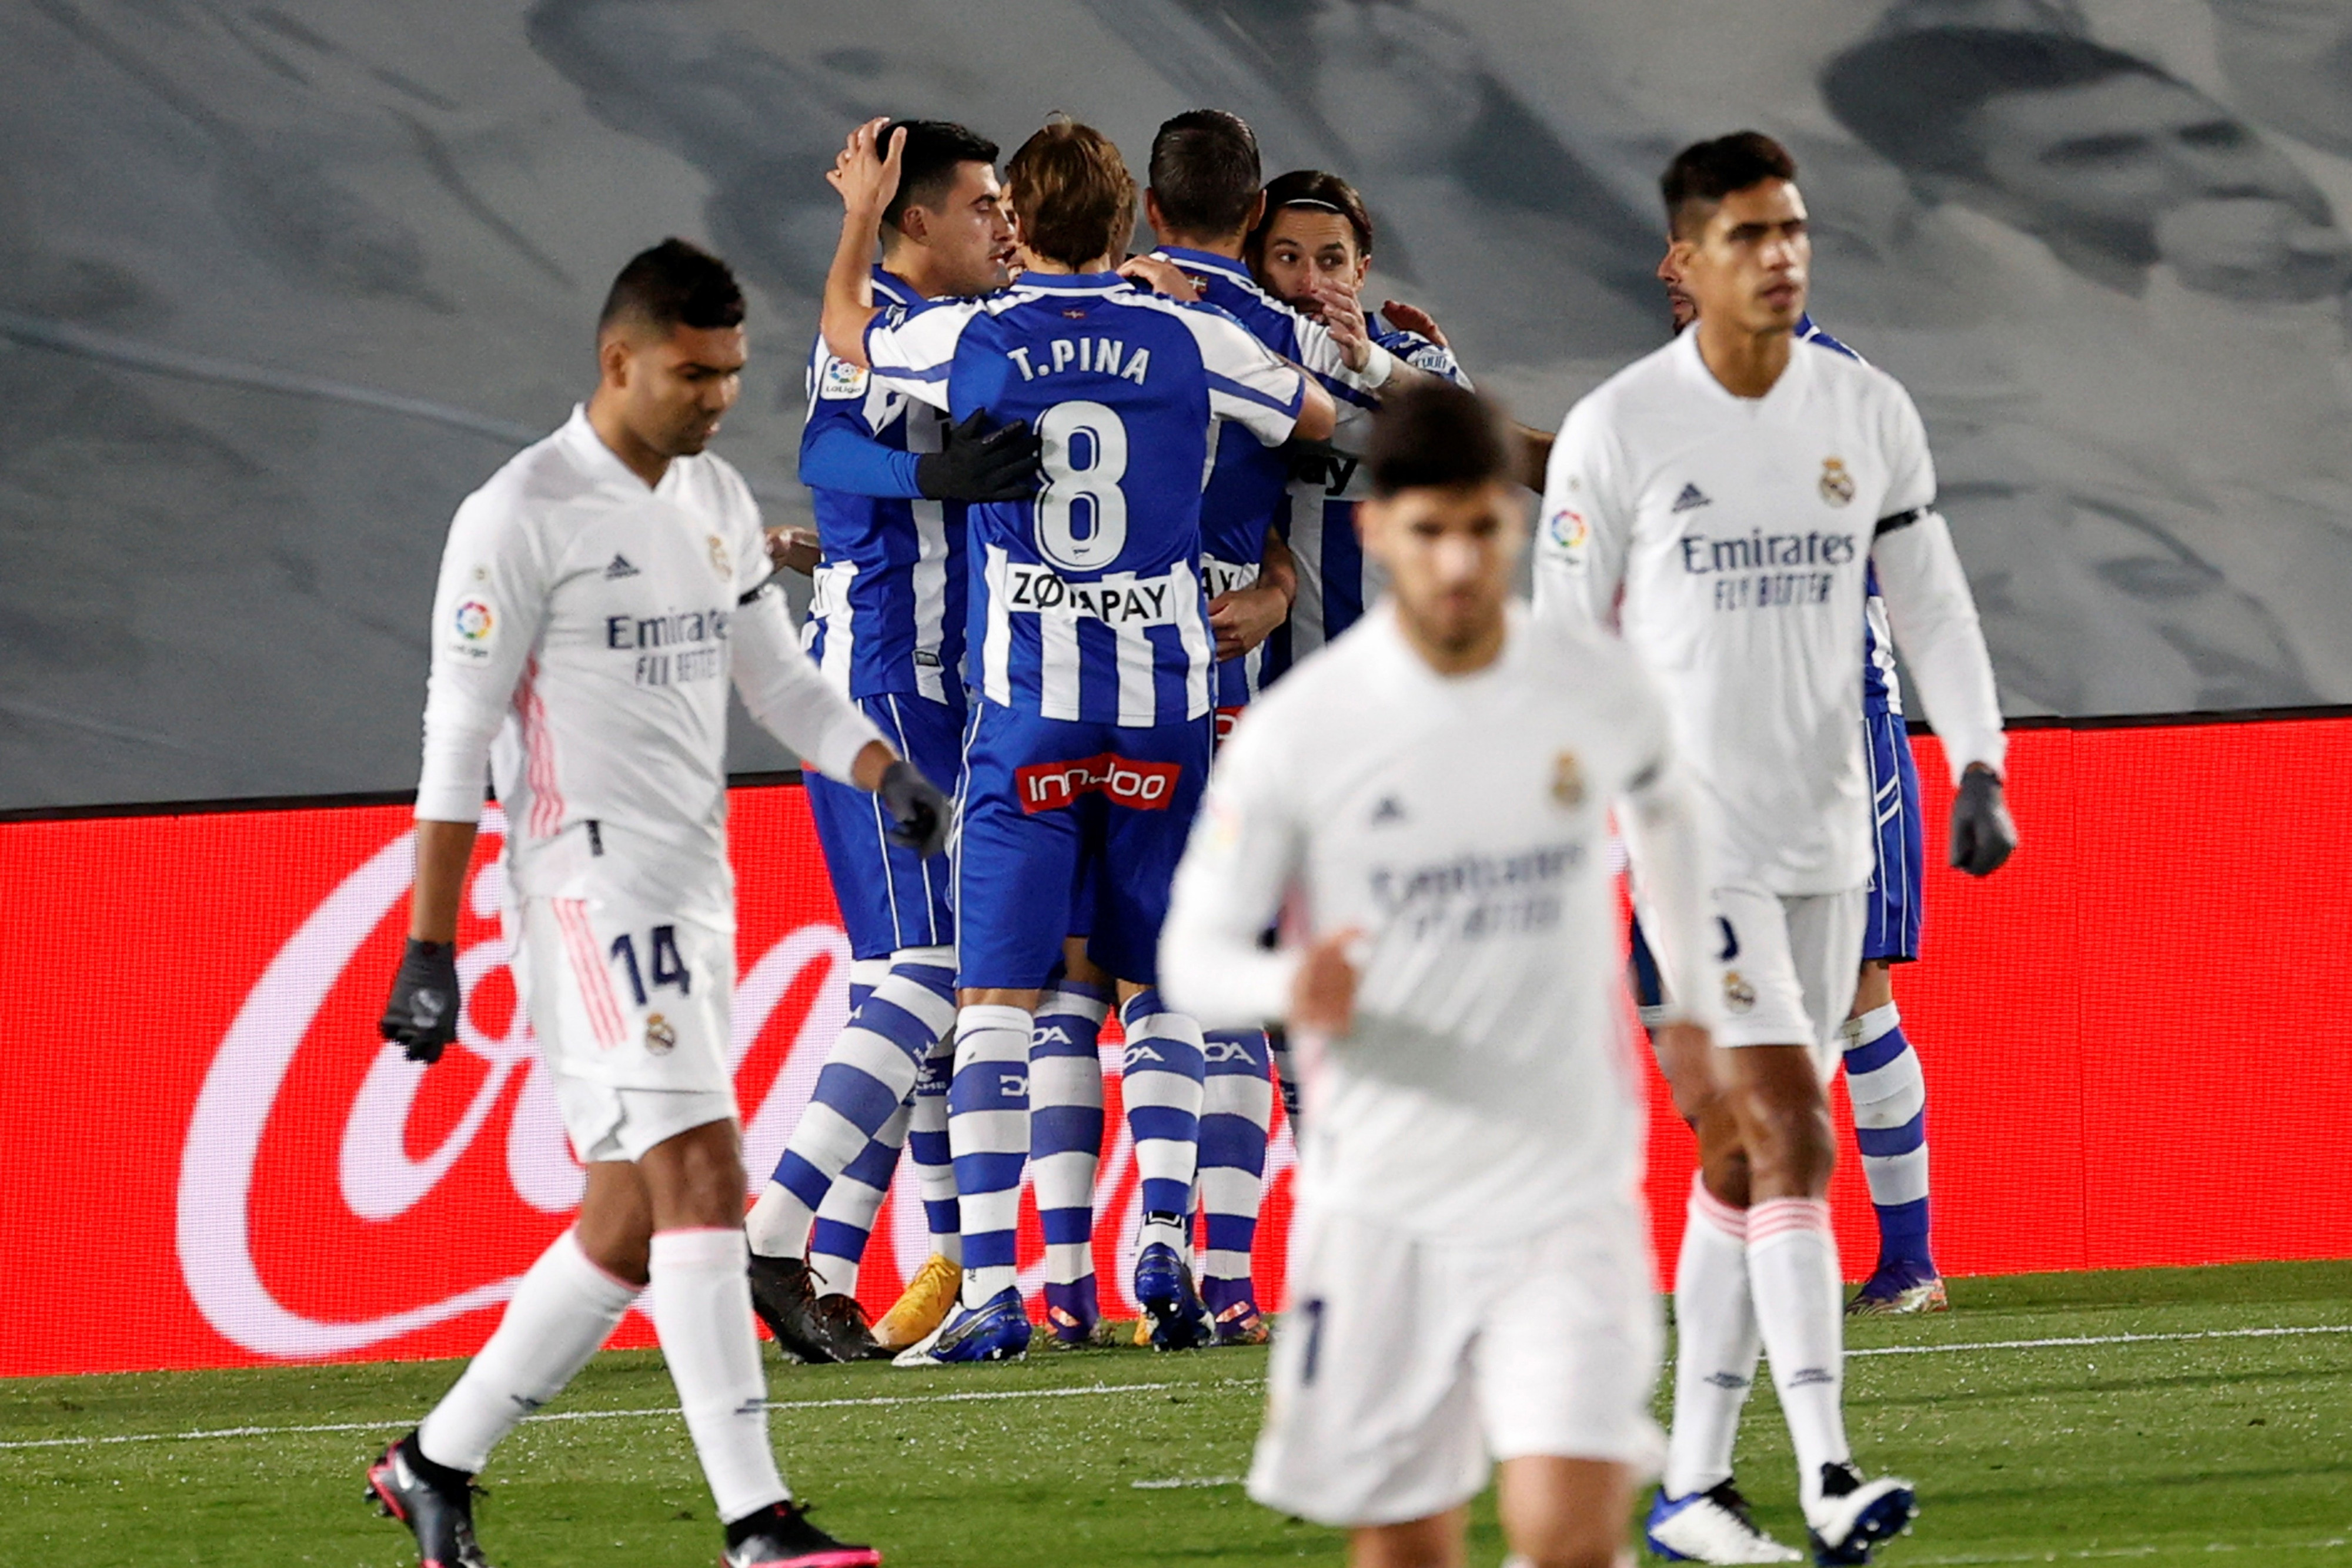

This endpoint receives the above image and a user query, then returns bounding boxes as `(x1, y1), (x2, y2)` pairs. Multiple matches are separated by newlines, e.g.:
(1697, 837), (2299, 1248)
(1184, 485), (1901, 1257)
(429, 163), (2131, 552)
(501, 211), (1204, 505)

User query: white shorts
(510, 895), (739, 1164)
(1711, 885), (1865, 1078)
(1248, 1199), (1663, 1529)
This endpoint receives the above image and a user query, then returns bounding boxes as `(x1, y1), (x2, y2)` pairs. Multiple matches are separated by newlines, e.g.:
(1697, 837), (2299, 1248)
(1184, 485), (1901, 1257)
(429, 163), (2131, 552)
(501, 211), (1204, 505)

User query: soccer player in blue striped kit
(1139, 112), (1448, 1347)
(742, 122), (1041, 1366)
(820, 115), (1338, 1361)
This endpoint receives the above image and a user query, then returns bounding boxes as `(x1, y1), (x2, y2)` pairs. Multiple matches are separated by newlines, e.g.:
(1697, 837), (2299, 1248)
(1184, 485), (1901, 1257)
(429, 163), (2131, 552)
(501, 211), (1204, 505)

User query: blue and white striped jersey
(864, 272), (1307, 727)
(800, 268), (965, 706)
(1157, 247), (1392, 706)
(1281, 317), (1468, 661)
(1796, 313), (1904, 720)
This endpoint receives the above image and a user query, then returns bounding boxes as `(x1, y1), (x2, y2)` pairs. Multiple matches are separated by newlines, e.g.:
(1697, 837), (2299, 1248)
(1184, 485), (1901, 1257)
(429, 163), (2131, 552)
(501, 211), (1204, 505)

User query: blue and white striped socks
(947, 1004), (1033, 1305)
(1842, 1002), (1934, 1272)
(1030, 980), (1110, 1302)
(1197, 1030), (1272, 1309)
(1119, 989), (1205, 1245)
(907, 1031), (960, 1264)
(804, 1100), (908, 1298)
(746, 948), (956, 1261)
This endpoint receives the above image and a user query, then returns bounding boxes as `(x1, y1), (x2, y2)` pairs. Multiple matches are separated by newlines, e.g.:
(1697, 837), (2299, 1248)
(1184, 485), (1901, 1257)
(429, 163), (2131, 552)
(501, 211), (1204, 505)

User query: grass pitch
(2, 1261), (2347, 1567)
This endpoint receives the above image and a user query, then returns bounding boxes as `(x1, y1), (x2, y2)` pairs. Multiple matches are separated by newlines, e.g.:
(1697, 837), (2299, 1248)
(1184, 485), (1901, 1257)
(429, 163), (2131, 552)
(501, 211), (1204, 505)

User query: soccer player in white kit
(1163, 380), (1729, 1568)
(367, 240), (948, 1568)
(1534, 135), (2019, 1566)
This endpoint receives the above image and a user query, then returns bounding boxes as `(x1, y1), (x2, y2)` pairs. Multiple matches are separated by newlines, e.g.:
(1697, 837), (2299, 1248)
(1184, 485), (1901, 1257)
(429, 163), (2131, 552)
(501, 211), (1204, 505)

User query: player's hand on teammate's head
(827, 118), (905, 215)
(1378, 299), (1449, 348)
(916, 410), (1043, 503)
(1289, 928), (1364, 1039)
(1117, 253), (1203, 299)
(1949, 765), (2017, 877)
(877, 758), (953, 860)
(380, 939), (462, 1064)
(1312, 283), (1373, 372)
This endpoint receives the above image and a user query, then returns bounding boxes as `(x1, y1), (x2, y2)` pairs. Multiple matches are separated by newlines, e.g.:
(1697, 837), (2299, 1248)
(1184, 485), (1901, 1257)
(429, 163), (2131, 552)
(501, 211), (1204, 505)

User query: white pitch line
(1848, 1323), (2352, 1358)
(1907, 1538), (2348, 1564)
(1131, 1475), (1245, 1490)
(0, 1378), (1194, 1453)
(4, 1322), (2346, 1456)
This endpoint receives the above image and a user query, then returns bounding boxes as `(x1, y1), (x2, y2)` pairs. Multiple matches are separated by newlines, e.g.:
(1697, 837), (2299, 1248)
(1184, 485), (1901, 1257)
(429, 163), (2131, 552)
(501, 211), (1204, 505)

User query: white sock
(649, 1228), (790, 1522)
(1664, 1175), (1760, 1499)
(741, 1180), (813, 1261)
(417, 1230), (637, 1473)
(1747, 1198), (1852, 1507)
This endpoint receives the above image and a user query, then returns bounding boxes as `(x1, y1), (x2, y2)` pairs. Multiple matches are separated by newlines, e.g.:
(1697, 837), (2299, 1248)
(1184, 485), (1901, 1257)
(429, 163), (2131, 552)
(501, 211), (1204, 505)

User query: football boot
(1846, 1262), (1949, 1317)
(1646, 1477), (1803, 1563)
(720, 1500), (881, 1567)
(1132, 1242), (1214, 1351)
(365, 1432), (492, 1568)
(1806, 1463), (1917, 1566)
(749, 1254), (848, 1365)
(871, 1253), (960, 1352)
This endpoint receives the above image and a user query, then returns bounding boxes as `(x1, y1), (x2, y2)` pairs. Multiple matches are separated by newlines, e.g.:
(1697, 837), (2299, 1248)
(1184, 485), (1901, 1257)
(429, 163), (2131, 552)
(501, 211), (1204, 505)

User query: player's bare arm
(1208, 526), (1299, 660)
(820, 118), (906, 368)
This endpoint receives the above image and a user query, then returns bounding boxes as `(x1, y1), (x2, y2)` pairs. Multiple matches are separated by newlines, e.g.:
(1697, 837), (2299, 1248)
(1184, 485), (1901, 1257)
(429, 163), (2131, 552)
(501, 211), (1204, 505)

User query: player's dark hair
(1661, 132), (1799, 238)
(1823, 28), (2170, 179)
(597, 238), (745, 336)
(1246, 169), (1376, 266)
(1148, 109), (1263, 239)
(1006, 117), (1137, 270)
(881, 119), (1001, 233)
(1366, 380), (1510, 498)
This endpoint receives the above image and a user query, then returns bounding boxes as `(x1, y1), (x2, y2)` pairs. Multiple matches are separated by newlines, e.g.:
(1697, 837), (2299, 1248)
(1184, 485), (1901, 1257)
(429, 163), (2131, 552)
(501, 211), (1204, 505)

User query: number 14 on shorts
(609, 925), (691, 1005)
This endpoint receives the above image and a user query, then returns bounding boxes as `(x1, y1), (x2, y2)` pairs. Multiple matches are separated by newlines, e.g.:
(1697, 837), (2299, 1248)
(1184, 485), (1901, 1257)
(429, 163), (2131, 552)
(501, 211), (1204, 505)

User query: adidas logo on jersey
(1371, 795), (1408, 825)
(604, 554), (640, 579)
(1671, 483), (1712, 514)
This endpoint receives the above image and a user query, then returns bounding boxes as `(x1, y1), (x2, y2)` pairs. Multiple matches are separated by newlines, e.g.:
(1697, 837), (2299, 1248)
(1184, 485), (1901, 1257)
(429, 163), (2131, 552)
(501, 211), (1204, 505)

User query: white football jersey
(416, 407), (881, 918)
(1534, 332), (2005, 894)
(1160, 603), (1723, 1242)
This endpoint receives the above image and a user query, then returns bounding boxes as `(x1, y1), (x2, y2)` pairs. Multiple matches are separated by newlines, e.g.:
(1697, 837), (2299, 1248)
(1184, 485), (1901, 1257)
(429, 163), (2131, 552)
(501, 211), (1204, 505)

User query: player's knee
(1700, 1146), (1752, 1209)
(1735, 1088), (1835, 1193)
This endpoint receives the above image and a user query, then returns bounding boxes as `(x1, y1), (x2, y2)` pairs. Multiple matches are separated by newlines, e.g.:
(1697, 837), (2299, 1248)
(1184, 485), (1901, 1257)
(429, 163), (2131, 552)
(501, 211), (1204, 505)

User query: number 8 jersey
(864, 273), (1308, 726)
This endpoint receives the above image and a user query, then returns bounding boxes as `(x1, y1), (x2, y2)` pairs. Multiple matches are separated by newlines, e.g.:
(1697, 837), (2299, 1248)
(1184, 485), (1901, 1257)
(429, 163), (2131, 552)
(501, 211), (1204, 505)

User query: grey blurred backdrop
(6, 0), (2351, 808)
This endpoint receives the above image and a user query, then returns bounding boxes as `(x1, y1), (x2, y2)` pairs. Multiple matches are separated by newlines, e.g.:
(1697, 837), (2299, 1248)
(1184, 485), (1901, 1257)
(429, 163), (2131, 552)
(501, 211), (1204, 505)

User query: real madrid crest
(1818, 457), (1855, 507)
(1722, 970), (1757, 1015)
(645, 1013), (678, 1055)
(1551, 751), (1586, 808)
(707, 533), (731, 579)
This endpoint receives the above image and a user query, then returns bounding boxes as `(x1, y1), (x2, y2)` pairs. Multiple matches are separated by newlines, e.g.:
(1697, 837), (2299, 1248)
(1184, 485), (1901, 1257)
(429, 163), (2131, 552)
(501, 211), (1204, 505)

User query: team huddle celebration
(365, 103), (2019, 1568)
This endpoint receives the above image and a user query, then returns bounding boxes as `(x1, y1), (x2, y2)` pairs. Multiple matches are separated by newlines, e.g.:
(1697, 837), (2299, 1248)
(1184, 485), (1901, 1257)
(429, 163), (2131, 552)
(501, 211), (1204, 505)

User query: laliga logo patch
(1722, 969), (1758, 1015)
(453, 599), (495, 641)
(644, 1012), (677, 1055)
(818, 357), (868, 400)
(1550, 751), (1586, 809)
(707, 534), (731, 580)
(1819, 457), (1856, 507)
(1546, 505), (1588, 554)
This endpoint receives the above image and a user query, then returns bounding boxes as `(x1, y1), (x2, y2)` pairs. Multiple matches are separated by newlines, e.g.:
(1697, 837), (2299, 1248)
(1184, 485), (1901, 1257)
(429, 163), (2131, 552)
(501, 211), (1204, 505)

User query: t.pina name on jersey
(1006, 337), (1152, 384)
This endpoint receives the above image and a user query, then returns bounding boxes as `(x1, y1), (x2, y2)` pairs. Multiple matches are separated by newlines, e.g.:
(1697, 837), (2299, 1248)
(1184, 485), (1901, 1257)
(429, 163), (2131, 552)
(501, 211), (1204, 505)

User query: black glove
(1949, 767), (2017, 877)
(915, 410), (1041, 503)
(878, 758), (952, 859)
(380, 938), (461, 1063)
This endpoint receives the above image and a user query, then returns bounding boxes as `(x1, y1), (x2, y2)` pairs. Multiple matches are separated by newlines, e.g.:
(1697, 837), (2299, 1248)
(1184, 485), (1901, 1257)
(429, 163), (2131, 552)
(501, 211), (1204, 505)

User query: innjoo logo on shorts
(1015, 754), (1182, 814)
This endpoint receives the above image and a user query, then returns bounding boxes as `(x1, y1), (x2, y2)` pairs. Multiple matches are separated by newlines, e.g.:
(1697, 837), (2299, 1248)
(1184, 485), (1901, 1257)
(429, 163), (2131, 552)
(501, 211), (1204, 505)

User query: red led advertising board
(1, 718), (2347, 1377)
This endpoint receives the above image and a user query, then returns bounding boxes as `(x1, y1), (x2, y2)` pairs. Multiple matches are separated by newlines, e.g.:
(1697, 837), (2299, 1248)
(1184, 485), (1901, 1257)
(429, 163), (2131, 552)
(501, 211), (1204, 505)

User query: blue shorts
(805, 690), (964, 961)
(954, 700), (1211, 991)
(1861, 702), (1925, 964)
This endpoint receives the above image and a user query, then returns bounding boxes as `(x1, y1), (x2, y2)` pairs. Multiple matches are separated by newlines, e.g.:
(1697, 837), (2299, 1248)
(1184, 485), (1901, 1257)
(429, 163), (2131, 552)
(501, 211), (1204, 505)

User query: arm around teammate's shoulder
(1160, 707), (1307, 1031)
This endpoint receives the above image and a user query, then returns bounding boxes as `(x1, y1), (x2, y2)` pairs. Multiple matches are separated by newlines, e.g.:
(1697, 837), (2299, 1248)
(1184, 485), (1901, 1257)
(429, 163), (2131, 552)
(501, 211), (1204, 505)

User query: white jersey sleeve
(1866, 382), (2006, 780)
(1531, 396), (1633, 635)
(1159, 710), (1306, 1028)
(1873, 509), (2007, 781)
(1612, 714), (1725, 1032)
(863, 299), (983, 411)
(1178, 306), (1307, 447)
(415, 487), (553, 824)
(732, 582), (886, 779)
